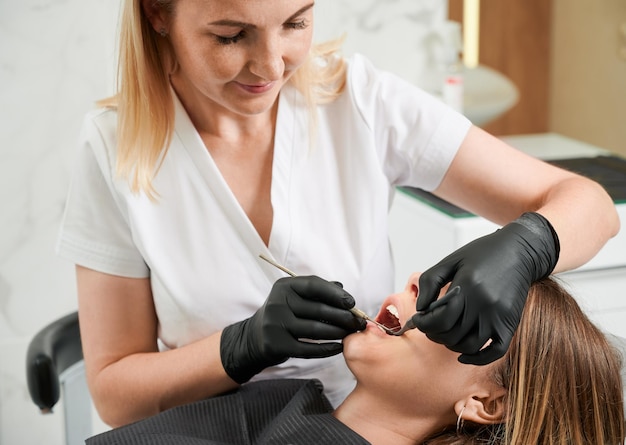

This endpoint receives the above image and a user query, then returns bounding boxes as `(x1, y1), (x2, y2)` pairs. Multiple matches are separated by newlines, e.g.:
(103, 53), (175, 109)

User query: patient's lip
(365, 322), (387, 335)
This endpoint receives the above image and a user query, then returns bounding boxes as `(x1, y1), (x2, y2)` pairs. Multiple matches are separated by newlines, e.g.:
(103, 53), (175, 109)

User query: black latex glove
(414, 212), (560, 365)
(220, 275), (366, 384)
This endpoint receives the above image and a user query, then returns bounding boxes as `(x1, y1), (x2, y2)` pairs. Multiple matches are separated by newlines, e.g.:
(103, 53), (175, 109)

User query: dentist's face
(342, 273), (497, 416)
(166, 0), (314, 116)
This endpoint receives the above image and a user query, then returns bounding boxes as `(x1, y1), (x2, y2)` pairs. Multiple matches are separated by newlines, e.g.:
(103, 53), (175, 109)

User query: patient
(87, 275), (625, 445)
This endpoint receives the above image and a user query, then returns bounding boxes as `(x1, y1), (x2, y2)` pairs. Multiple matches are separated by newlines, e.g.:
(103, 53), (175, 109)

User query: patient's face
(342, 273), (496, 414)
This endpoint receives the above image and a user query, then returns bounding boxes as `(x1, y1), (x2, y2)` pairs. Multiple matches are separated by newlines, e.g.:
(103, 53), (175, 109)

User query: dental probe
(258, 254), (397, 334)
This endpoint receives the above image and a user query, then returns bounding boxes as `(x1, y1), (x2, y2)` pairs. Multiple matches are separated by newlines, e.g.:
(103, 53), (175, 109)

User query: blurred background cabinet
(448, 0), (626, 157)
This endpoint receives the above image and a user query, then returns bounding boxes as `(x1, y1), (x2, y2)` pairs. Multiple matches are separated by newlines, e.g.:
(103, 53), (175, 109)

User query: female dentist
(57, 0), (619, 428)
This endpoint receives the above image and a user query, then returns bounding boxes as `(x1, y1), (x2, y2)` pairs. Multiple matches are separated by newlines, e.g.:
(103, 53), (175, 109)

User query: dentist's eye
(215, 31), (245, 45)
(285, 19), (309, 30)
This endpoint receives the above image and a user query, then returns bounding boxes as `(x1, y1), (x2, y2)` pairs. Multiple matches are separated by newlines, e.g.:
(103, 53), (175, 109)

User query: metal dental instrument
(347, 306), (399, 334)
(387, 317), (418, 336)
(258, 254), (397, 334)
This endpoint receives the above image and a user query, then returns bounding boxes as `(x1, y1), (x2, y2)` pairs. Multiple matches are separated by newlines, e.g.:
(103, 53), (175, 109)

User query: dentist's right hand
(220, 276), (366, 384)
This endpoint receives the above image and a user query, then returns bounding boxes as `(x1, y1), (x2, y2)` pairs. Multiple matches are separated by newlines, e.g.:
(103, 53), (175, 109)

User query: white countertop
(500, 132), (612, 160)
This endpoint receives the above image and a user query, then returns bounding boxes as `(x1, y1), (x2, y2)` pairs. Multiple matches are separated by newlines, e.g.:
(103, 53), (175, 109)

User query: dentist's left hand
(414, 212), (560, 366)
(220, 276), (366, 384)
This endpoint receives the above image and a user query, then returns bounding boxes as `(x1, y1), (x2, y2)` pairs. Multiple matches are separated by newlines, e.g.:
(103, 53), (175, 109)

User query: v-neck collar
(171, 87), (301, 267)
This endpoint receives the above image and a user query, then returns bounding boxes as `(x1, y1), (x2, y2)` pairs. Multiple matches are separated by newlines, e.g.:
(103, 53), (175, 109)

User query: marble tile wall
(1, 1), (121, 443)
(314, 0), (448, 91)
(0, 1), (448, 443)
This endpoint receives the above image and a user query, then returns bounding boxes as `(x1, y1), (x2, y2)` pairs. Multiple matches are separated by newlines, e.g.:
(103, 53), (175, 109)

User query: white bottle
(440, 21), (464, 113)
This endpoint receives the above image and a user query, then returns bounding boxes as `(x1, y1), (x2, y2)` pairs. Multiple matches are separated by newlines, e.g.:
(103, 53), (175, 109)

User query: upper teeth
(386, 304), (399, 318)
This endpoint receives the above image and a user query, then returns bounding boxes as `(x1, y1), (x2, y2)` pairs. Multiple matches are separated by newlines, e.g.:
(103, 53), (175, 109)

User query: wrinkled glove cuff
(220, 321), (265, 385)
(512, 212), (561, 279)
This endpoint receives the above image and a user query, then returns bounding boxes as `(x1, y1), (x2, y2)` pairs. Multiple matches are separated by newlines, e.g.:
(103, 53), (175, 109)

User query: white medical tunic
(57, 54), (472, 407)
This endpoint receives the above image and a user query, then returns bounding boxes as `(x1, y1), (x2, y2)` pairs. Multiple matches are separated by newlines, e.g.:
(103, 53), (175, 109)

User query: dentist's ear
(455, 384), (507, 426)
(141, 0), (169, 35)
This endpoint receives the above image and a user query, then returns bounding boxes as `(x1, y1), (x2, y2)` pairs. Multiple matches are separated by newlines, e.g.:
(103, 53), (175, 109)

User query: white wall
(0, 1), (447, 443)
(0, 1), (121, 443)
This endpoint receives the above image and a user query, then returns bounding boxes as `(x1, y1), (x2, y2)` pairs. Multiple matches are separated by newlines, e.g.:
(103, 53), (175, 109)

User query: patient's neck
(333, 384), (442, 445)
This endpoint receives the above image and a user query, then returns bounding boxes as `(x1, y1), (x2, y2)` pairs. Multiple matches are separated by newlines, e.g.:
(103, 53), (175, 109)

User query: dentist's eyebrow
(285, 2), (315, 21)
(207, 3), (315, 29)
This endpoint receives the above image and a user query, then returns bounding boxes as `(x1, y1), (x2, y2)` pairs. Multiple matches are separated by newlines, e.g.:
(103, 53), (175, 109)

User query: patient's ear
(456, 385), (507, 425)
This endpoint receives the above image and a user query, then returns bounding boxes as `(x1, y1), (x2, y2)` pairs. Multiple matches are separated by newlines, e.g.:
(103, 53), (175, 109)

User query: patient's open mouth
(376, 304), (401, 331)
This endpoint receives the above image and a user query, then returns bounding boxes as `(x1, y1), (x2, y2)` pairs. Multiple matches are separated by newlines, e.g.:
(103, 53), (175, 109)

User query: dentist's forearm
(537, 175), (619, 273)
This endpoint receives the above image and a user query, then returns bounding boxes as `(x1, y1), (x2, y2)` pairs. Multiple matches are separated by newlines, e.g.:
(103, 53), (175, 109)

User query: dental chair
(26, 311), (92, 445)
(26, 312), (626, 445)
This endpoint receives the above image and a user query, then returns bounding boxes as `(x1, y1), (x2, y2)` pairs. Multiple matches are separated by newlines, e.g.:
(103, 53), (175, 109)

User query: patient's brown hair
(425, 278), (625, 445)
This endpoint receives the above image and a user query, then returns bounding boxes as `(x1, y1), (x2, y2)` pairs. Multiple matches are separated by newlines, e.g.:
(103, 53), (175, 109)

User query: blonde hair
(424, 278), (625, 445)
(99, 0), (346, 197)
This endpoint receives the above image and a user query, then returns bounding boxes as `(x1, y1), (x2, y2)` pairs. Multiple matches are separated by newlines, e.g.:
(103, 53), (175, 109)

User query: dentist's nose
(248, 35), (284, 81)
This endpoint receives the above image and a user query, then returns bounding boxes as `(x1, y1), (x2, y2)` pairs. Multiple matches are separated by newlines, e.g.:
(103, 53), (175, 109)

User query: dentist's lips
(236, 81), (275, 94)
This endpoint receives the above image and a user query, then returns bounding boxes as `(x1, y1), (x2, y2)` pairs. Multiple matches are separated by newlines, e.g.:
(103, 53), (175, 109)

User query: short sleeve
(56, 110), (149, 278)
(347, 54), (472, 191)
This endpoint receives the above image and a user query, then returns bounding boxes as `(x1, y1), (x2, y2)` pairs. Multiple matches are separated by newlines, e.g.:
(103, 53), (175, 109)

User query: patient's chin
(342, 330), (369, 359)
(342, 325), (385, 365)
